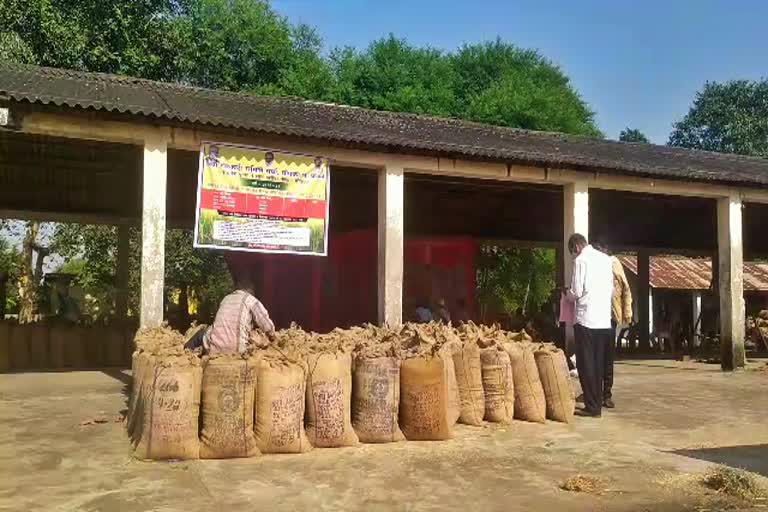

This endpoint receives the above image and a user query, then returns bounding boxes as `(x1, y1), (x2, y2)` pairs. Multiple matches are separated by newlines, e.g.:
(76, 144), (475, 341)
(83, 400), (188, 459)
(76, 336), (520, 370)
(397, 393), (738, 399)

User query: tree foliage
(619, 127), (650, 143)
(0, 0), (182, 79)
(477, 246), (555, 323)
(669, 79), (768, 158)
(307, 36), (601, 136)
(51, 224), (230, 323)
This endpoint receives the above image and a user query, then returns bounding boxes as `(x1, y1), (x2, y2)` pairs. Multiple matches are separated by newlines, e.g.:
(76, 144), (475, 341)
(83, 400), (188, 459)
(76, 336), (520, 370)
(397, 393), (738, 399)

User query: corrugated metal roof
(618, 255), (768, 291)
(2, 63), (768, 188)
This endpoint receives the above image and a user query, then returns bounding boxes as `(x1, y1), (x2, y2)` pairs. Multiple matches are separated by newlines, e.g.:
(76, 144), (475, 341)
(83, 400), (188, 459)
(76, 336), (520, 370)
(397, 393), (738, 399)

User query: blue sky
(273, 0), (767, 143)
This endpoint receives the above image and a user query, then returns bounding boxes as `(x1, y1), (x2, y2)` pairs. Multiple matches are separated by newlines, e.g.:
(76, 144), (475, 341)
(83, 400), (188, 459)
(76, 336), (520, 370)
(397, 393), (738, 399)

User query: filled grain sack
(440, 345), (461, 426)
(254, 356), (312, 454)
(128, 351), (157, 441)
(504, 343), (546, 423)
(199, 355), (259, 458)
(133, 354), (202, 460)
(400, 355), (455, 441)
(305, 351), (359, 448)
(534, 347), (575, 423)
(351, 356), (405, 443)
(480, 347), (514, 423)
(452, 343), (485, 426)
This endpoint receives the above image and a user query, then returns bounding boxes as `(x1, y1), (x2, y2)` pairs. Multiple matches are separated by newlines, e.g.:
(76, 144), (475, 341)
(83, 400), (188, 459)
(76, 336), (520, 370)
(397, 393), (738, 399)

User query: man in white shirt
(566, 233), (614, 418)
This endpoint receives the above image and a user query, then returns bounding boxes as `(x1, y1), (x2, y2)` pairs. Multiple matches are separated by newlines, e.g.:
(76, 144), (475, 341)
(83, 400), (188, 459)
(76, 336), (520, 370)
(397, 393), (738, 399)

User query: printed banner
(194, 142), (330, 256)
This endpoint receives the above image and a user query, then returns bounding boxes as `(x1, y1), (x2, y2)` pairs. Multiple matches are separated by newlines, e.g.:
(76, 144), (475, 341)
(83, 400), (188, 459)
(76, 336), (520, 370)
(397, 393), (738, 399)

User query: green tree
(320, 37), (600, 136)
(0, 0), (181, 79)
(0, 236), (21, 317)
(51, 224), (230, 324)
(453, 40), (601, 135)
(619, 127), (650, 143)
(325, 35), (457, 117)
(477, 246), (555, 324)
(173, 0), (298, 91)
(669, 79), (768, 157)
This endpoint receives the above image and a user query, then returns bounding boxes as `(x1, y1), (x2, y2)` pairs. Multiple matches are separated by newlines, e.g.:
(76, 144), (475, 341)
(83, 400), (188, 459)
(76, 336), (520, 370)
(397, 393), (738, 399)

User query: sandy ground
(0, 360), (767, 512)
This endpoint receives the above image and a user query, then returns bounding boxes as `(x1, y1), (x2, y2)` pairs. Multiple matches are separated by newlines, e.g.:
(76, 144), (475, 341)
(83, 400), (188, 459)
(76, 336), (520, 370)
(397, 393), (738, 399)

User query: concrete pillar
(648, 288), (654, 338)
(717, 194), (745, 370)
(139, 137), (168, 328)
(562, 182), (589, 352)
(692, 292), (702, 347)
(637, 250), (650, 350)
(377, 165), (404, 327)
(116, 224), (130, 320)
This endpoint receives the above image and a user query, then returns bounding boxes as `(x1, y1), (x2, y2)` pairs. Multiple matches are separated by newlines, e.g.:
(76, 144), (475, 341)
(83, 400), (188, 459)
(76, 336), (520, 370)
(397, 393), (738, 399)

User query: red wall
(239, 230), (476, 332)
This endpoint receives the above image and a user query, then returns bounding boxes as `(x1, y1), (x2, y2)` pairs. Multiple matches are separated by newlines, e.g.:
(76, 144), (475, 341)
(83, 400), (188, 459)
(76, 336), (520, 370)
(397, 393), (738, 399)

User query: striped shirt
(204, 290), (275, 354)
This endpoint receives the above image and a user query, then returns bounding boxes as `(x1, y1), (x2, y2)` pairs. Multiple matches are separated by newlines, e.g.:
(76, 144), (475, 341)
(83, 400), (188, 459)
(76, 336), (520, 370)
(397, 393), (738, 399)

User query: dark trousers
(184, 328), (206, 351)
(574, 324), (609, 414)
(604, 320), (617, 400)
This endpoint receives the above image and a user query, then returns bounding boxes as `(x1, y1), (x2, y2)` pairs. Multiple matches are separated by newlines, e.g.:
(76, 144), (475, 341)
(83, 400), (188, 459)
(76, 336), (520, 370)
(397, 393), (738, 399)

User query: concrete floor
(0, 360), (767, 512)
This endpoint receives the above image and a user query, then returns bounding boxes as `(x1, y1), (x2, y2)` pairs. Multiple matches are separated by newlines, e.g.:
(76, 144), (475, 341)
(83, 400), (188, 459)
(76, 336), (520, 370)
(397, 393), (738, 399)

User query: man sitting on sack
(185, 255), (275, 354)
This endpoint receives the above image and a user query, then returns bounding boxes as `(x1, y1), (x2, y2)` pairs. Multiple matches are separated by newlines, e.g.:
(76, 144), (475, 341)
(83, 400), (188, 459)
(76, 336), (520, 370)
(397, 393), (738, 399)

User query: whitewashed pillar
(717, 193), (745, 369)
(378, 165), (404, 327)
(139, 136), (168, 328)
(563, 181), (589, 352)
(692, 292), (702, 346)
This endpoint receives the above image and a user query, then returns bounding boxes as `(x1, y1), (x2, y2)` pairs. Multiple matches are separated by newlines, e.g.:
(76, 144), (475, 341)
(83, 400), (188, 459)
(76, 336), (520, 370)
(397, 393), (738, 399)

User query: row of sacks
(127, 322), (575, 460)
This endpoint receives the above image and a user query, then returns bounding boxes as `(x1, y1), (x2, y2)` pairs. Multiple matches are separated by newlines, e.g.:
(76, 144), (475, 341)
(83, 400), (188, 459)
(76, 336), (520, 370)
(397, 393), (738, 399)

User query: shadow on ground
(671, 444), (768, 477)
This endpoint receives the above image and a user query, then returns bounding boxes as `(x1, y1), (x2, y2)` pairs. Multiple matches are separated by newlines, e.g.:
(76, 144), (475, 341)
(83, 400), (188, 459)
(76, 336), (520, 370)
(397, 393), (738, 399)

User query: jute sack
(254, 357), (312, 454)
(480, 347), (514, 423)
(128, 351), (156, 442)
(133, 355), (202, 460)
(305, 352), (359, 448)
(504, 343), (546, 423)
(439, 345), (461, 426)
(400, 355), (455, 441)
(452, 343), (485, 426)
(199, 355), (259, 458)
(127, 351), (145, 439)
(534, 347), (575, 423)
(351, 356), (405, 443)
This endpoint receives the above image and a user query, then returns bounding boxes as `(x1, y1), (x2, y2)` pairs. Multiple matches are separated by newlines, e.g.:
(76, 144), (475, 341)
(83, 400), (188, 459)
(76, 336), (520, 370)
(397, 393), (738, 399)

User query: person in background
(592, 240), (632, 409)
(566, 233), (614, 418)
(453, 298), (471, 324)
(434, 298), (451, 323)
(185, 267), (275, 354)
(414, 300), (433, 323)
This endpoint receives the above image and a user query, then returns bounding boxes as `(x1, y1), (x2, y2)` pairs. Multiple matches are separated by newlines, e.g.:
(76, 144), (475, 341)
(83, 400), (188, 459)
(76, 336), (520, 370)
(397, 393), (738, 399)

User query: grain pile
(127, 320), (574, 461)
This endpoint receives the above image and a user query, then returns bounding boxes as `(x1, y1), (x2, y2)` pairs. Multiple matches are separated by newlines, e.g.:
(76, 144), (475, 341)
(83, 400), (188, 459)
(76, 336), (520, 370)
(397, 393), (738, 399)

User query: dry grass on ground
(700, 466), (767, 500)
(560, 475), (605, 495)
